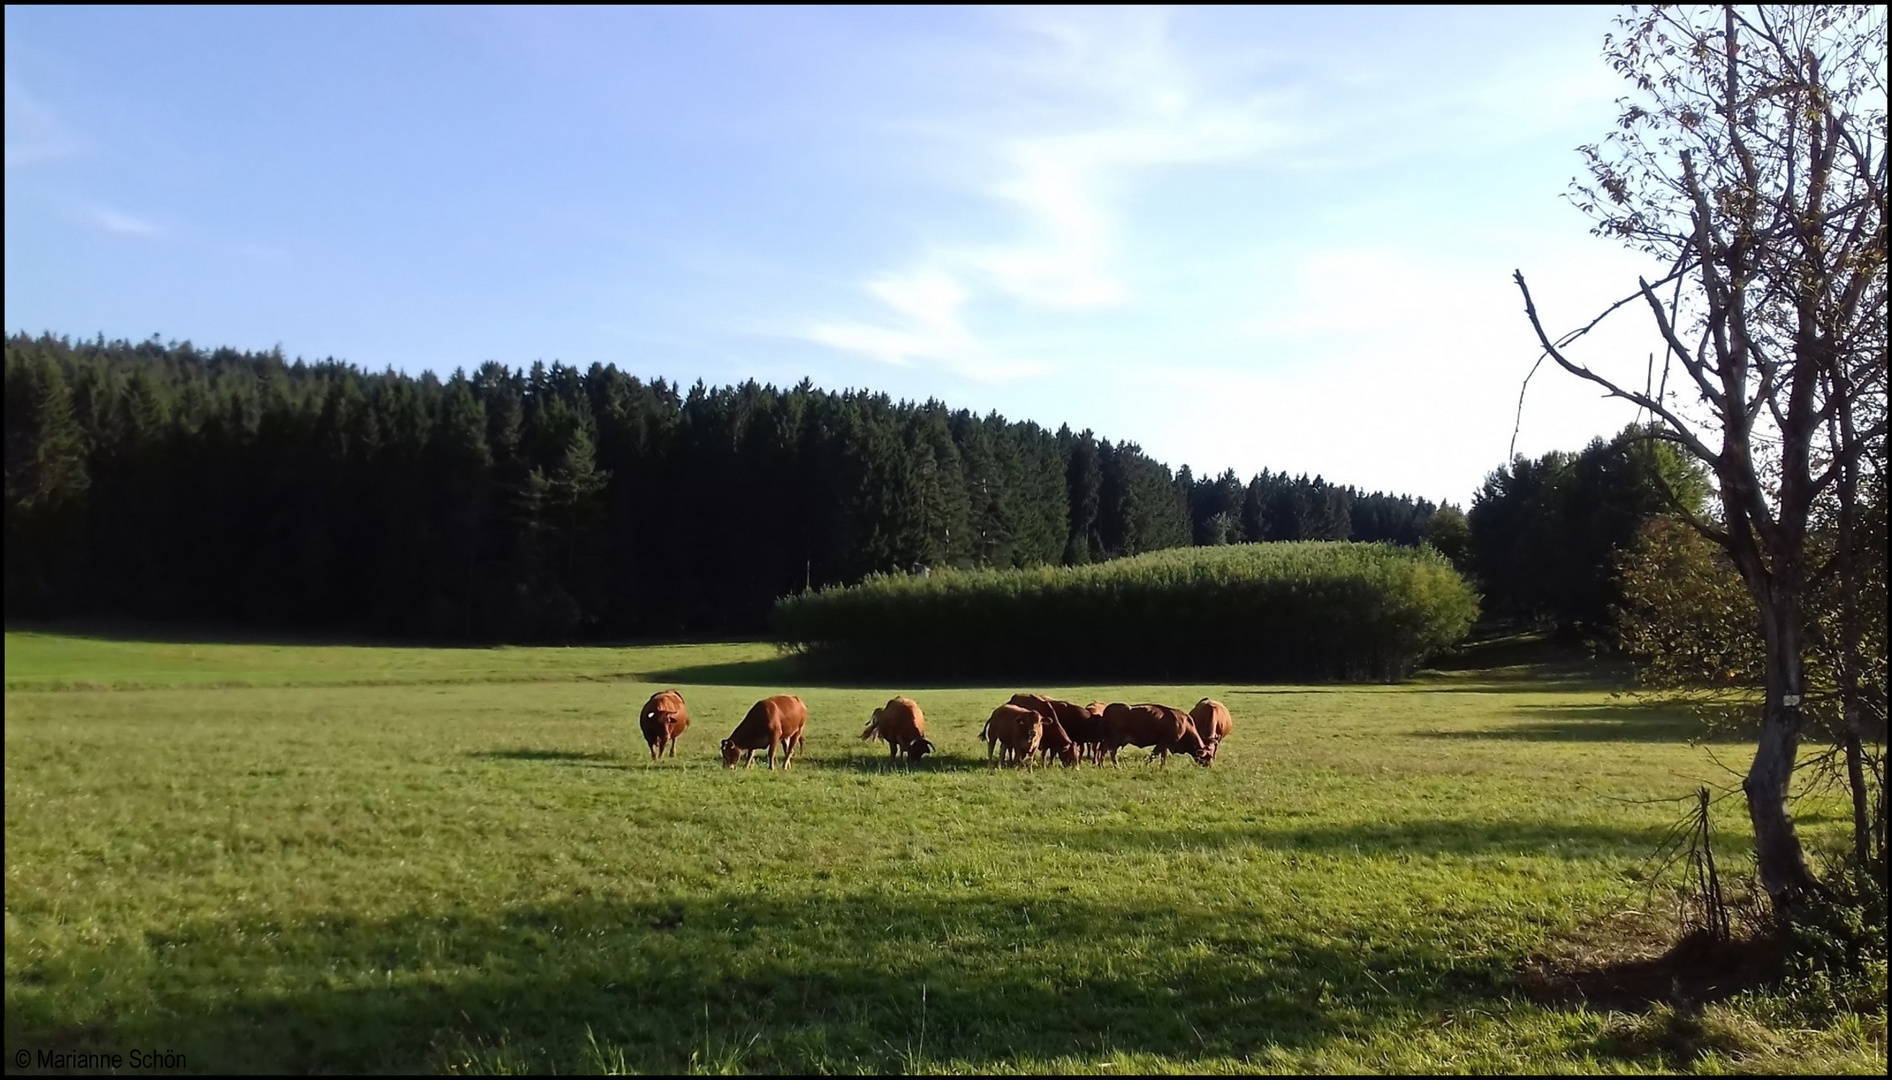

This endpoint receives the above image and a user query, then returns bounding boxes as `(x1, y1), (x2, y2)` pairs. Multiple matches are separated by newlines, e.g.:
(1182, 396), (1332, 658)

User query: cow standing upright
(721, 695), (809, 770)
(981, 703), (1045, 765)
(861, 696), (934, 762)
(639, 689), (691, 760)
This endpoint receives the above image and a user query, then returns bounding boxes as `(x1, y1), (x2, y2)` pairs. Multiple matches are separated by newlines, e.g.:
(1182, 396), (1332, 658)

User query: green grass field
(3, 630), (1881, 1074)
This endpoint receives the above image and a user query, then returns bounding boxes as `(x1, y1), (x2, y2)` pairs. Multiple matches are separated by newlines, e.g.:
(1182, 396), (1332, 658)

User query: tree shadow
(1519, 929), (1785, 1014)
(1416, 703), (1754, 744)
(5, 892), (1531, 1074)
(643, 654), (805, 687)
(1052, 818), (1671, 860)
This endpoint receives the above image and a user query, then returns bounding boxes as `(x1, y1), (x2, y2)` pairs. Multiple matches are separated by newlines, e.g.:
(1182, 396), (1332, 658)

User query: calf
(721, 694), (809, 770)
(1098, 702), (1210, 766)
(861, 696), (934, 762)
(981, 703), (1044, 765)
(1190, 698), (1233, 764)
(638, 689), (691, 760)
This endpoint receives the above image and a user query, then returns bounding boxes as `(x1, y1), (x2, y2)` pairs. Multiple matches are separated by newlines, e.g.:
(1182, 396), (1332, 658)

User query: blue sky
(6, 5), (1670, 505)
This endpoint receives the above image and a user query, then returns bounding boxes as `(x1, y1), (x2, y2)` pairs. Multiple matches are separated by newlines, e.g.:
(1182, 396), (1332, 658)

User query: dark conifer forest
(4, 333), (1447, 641)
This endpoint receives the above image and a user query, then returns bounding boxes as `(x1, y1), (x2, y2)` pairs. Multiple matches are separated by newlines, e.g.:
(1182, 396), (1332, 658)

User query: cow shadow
(8, 892), (1548, 1074)
(811, 751), (997, 774)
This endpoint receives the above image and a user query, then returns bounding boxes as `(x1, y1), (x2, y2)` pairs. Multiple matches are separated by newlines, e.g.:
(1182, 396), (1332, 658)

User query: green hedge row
(771, 541), (1478, 682)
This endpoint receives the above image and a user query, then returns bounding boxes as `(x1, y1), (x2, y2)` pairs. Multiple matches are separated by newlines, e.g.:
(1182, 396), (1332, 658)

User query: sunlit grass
(3, 631), (1878, 1073)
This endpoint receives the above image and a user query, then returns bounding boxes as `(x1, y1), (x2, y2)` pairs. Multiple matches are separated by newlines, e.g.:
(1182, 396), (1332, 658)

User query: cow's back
(733, 694), (807, 747)
(1190, 698), (1231, 744)
(768, 694), (809, 739)
(1051, 698), (1103, 744)
(879, 696), (925, 743)
(1105, 703), (1198, 749)
(641, 689), (690, 738)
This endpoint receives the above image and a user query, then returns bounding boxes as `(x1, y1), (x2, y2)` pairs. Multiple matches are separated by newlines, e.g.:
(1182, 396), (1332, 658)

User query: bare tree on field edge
(1514, 4), (1887, 915)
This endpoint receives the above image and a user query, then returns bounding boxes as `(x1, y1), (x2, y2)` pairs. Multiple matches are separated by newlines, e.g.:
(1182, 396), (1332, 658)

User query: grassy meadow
(3, 629), (1881, 1074)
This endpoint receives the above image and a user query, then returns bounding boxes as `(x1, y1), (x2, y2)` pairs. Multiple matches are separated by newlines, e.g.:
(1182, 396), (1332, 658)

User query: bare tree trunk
(1745, 585), (1818, 907)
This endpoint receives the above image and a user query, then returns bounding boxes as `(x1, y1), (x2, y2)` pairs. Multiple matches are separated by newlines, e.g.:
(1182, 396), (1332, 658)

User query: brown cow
(721, 694), (808, 770)
(981, 703), (1044, 765)
(1009, 694), (1102, 764)
(861, 696), (933, 762)
(1098, 702), (1210, 766)
(1190, 698), (1233, 764)
(639, 689), (691, 760)
(1081, 701), (1110, 764)
(1036, 713), (1083, 767)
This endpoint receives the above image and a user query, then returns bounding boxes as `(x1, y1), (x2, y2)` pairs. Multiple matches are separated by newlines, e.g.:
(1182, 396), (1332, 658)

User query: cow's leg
(889, 741), (899, 760)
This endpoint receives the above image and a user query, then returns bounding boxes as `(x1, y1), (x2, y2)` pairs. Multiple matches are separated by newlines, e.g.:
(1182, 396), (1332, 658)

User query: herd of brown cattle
(638, 689), (1231, 769)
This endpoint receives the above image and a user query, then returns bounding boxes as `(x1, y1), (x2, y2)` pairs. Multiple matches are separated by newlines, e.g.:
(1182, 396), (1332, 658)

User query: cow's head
(1056, 741), (1081, 767)
(720, 739), (741, 767)
(906, 737), (934, 762)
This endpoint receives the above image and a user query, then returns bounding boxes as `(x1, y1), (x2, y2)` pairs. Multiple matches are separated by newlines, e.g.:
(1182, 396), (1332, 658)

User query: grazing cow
(639, 689), (691, 760)
(721, 694), (808, 770)
(981, 703), (1045, 765)
(1009, 694), (1103, 764)
(1098, 702), (1210, 766)
(861, 696), (933, 762)
(1036, 713), (1083, 767)
(1190, 698), (1233, 764)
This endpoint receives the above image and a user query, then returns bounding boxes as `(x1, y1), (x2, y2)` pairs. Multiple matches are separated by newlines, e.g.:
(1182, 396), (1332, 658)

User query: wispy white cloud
(807, 268), (1056, 383)
(81, 205), (162, 237)
(805, 7), (1289, 377)
(5, 76), (85, 169)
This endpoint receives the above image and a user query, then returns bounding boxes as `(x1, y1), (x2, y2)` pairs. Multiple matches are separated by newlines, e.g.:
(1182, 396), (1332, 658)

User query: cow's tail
(860, 713), (882, 741)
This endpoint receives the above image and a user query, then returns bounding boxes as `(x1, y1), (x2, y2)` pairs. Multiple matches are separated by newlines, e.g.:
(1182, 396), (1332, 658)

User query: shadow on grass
(5, 617), (767, 654)
(811, 751), (1004, 774)
(469, 748), (625, 764)
(1053, 817), (1670, 860)
(6, 617), (495, 650)
(646, 655), (1044, 691)
(3, 893), (1523, 1074)
(643, 655), (804, 687)
(1417, 703), (1754, 744)
(1520, 929), (1786, 1013)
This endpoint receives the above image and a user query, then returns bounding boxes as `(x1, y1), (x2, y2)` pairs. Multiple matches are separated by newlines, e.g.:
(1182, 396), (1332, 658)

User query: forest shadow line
(4, 618), (769, 654)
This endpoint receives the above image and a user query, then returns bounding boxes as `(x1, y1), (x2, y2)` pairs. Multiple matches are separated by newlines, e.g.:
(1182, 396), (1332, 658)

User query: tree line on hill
(6, 333), (1462, 641)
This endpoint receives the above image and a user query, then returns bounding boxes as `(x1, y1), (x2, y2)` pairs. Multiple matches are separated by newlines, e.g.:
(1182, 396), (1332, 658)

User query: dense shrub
(772, 541), (1478, 682)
